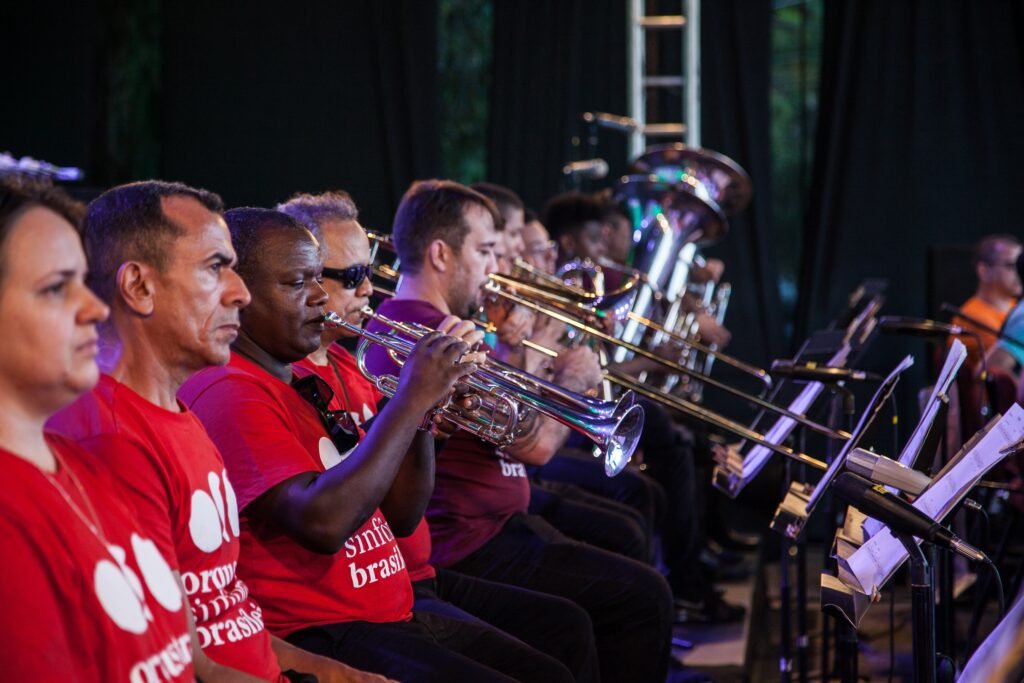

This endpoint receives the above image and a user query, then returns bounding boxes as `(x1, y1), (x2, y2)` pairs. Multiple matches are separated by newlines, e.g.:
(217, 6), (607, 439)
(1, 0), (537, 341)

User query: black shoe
(674, 592), (746, 625)
(712, 526), (762, 551)
(700, 548), (753, 583)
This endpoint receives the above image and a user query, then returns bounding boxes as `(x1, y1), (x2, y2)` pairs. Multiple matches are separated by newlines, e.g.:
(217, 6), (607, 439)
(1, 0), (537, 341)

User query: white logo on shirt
(319, 436), (355, 469)
(188, 470), (240, 552)
(94, 534), (182, 634)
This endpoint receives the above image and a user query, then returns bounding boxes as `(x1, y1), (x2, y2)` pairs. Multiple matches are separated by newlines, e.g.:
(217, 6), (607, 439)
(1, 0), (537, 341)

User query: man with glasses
(281, 191), (600, 682)
(953, 234), (1022, 371)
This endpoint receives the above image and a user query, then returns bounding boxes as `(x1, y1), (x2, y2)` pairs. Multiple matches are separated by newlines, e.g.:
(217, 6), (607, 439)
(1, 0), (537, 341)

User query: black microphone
(833, 472), (988, 563)
(581, 112), (641, 133)
(770, 359), (881, 383)
(878, 316), (965, 337)
(562, 158), (610, 180)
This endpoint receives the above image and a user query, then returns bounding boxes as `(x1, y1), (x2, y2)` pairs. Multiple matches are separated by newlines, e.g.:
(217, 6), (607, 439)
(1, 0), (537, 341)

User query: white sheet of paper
(735, 346), (851, 485)
(861, 339), (967, 539)
(839, 404), (1024, 595)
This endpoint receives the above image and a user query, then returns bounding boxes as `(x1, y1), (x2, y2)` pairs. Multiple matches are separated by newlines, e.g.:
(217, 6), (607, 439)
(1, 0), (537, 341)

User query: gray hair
(276, 191), (359, 241)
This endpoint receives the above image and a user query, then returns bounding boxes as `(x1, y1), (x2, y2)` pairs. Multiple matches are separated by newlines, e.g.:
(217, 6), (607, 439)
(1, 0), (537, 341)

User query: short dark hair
(597, 195), (630, 224)
(276, 191), (359, 241)
(542, 192), (605, 241)
(470, 182), (524, 229)
(82, 180), (223, 304)
(524, 207), (539, 224)
(224, 207), (313, 285)
(973, 234), (1020, 268)
(392, 179), (500, 275)
(0, 174), (86, 280)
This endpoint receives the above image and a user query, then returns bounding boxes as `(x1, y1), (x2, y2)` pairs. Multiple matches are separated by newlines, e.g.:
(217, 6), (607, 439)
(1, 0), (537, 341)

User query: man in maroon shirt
(182, 207), (578, 683)
(362, 180), (675, 683)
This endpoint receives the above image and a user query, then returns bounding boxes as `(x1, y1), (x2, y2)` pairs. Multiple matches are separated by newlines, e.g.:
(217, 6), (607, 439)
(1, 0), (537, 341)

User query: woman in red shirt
(0, 175), (194, 681)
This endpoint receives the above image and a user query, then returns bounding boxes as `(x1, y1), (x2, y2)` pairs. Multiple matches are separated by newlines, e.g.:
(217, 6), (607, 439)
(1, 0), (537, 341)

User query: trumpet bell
(600, 402), (645, 477)
(629, 144), (752, 216)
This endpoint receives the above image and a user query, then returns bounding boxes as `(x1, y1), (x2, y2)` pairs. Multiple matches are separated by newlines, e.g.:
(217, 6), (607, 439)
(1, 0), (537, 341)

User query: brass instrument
(365, 230), (399, 298)
(490, 271), (773, 395)
(486, 274), (850, 442)
(324, 309), (644, 476)
(514, 330), (827, 471)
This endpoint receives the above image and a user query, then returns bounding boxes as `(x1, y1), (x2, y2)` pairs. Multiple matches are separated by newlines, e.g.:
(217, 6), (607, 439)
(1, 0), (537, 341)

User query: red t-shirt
(363, 298), (531, 568)
(295, 345), (437, 582)
(0, 434), (193, 682)
(49, 375), (285, 681)
(179, 352), (414, 635)
(294, 343), (382, 428)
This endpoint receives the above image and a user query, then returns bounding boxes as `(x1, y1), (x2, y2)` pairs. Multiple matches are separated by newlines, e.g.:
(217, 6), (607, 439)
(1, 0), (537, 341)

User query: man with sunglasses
(280, 191), (600, 683)
(181, 207), (578, 683)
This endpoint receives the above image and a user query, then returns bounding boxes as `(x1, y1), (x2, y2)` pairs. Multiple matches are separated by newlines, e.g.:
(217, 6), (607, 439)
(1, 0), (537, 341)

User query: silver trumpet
(323, 308), (645, 476)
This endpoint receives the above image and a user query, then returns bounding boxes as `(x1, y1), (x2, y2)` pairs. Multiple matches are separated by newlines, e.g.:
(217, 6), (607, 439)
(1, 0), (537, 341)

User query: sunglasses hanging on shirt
(290, 374), (361, 456)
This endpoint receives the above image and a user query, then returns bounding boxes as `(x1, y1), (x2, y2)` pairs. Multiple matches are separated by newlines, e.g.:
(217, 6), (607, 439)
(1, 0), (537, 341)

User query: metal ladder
(626, 0), (701, 160)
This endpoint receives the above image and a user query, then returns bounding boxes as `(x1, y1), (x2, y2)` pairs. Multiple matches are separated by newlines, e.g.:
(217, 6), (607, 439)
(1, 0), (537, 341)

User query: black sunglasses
(322, 264), (371, 289)
(290, 374), (361, 454)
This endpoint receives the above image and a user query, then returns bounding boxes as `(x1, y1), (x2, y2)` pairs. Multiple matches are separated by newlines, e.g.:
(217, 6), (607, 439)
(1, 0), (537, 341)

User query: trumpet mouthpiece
(322, 311), (345, 327)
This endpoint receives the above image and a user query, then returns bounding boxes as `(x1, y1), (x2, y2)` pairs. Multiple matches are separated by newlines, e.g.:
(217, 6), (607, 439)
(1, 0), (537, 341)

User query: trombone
(486, 273), (850, 442)
(324, 308), (644, 476)
(513, 331), (827, 471)
(502, 261), (769, 393)
(366, 230), (399, 298)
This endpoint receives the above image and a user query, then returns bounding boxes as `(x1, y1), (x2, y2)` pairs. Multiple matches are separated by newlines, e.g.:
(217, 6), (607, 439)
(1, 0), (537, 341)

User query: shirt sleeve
(0, 519), (84, 680)
(998, 304), (1024, 366)
(187, 376), (321, 511)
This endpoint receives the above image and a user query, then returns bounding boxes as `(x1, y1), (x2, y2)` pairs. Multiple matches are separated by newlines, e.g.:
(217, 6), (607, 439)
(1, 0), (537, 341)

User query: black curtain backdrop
(700, 0), (784, 373)
(6, 2), (438, 228)
(796, 0), (1024, 400)
(160, 1), (439, 227)
(487, 0), (630, 213)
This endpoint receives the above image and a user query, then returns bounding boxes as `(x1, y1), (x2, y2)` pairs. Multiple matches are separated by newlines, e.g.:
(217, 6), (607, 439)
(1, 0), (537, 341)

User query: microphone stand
(892, 532), (938, 683)
(828, 383), (859, 683)
(795, 426), (810, 683)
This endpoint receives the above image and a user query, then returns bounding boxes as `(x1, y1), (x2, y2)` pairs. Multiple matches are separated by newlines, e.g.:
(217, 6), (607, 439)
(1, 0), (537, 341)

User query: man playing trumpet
(362, 179), (674, 683)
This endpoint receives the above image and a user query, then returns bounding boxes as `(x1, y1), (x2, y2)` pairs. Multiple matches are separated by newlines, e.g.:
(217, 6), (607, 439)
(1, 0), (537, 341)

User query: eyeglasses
(291, 374), (361, 454)
(524, 240), (557, 257)
(322, 264), (371, 289)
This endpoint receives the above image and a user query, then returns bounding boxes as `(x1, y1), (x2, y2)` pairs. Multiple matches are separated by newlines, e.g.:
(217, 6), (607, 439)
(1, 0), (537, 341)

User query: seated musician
(180, 207), (576, 682)
(361, 179), (676, 683)
(952, 233), (1021, 373)
(0, 175), (193, 681)
(543, 191), (748, 623)
(50, 180), (390, 682)
(279, 190), (599, 682)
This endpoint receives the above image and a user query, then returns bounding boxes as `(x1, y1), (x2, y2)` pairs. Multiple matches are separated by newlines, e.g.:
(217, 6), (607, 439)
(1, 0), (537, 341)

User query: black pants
(450, 512), (674, 683)
(414, 568), (599, 682)
(286, 609), (572, 683)
(529, 479), (650, 561)
(548, 401), (705, 599)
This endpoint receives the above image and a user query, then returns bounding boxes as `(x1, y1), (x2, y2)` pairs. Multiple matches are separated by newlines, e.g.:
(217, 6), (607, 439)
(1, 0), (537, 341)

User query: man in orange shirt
(953, 234), (1022, 371)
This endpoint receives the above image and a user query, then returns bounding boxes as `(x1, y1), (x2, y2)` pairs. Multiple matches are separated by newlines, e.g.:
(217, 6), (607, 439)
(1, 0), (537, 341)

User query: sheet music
(897, 339), (966, 468)
(731, 346), (852, 485)
(860, 340), (967, 539)
(958, 588), (1024, 682)
(804, 354), (915, 514)
(838, 404), (1024, 595)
